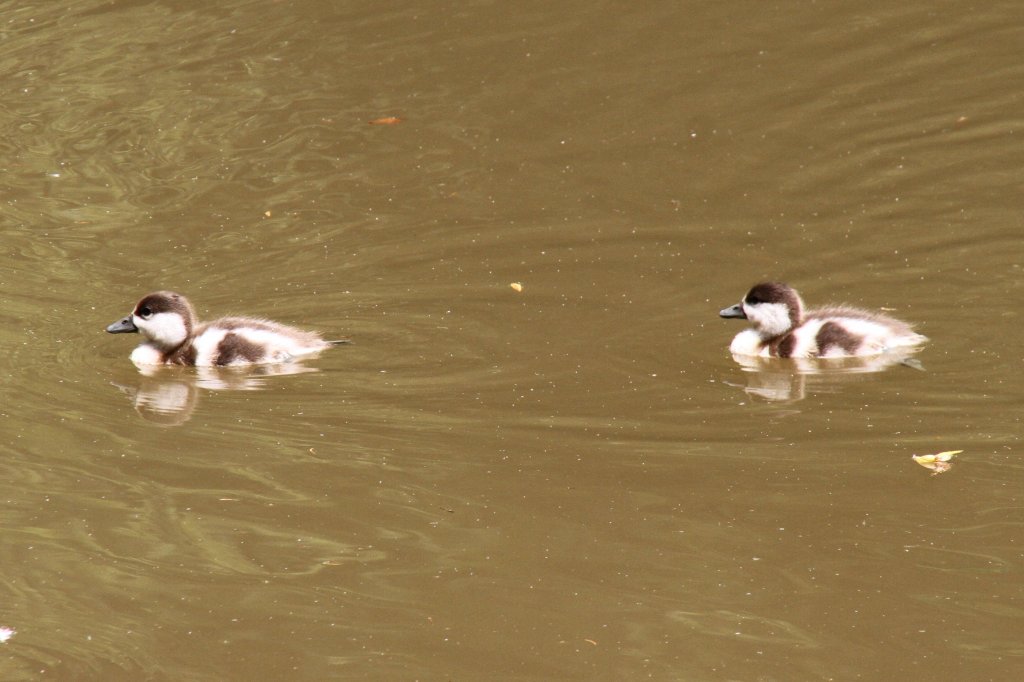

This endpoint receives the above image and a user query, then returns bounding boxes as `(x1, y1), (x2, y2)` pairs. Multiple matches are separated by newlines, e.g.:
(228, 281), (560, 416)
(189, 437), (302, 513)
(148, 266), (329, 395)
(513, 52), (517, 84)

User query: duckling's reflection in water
(111, 361), (320, 425)
(724, 348), (924, 402)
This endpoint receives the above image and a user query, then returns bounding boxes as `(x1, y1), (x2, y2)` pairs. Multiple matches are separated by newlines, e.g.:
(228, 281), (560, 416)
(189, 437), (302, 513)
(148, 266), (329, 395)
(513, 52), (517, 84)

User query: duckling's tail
(327, 339), (353, 346)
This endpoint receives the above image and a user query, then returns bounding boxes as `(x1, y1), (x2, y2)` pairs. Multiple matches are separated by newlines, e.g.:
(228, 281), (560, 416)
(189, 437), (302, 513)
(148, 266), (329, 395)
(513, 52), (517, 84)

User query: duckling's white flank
(719, 282), (926, 358)
(106, 291), (347, 366)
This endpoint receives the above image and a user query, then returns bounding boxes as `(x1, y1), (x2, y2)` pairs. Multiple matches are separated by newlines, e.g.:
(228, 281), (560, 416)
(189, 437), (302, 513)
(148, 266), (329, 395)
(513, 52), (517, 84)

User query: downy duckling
(107, 291), (348, 366)
(719, 282), (926, 358)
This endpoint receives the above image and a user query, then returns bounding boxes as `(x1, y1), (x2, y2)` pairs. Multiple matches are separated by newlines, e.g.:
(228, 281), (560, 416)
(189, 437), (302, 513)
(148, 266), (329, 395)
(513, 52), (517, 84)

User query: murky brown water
(1, 1), (1022, 679)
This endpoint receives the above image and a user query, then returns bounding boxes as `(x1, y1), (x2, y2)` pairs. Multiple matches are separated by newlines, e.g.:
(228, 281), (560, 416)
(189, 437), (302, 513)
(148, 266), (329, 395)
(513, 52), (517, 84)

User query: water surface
(1, 1), (1022, 679)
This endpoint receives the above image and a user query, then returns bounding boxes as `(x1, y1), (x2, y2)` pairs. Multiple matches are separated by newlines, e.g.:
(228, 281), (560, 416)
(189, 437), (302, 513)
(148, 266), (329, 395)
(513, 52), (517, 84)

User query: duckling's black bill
(106, 316), (138, 334)
(719, 304), (747, 319)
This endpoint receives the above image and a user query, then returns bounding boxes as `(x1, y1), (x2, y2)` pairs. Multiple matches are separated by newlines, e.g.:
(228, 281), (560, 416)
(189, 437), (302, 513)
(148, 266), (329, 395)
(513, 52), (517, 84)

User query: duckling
(106, 291), (348, 366)
(719, 282), (926, 358)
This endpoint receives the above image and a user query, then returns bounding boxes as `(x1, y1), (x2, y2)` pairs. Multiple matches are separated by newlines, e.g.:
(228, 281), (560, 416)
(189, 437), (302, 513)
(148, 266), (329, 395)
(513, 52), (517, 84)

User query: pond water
(1, 1), (1022, 679)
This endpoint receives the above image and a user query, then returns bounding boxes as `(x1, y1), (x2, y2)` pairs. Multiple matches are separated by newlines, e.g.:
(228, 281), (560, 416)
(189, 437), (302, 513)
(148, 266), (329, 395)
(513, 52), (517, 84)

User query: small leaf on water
(912, 450), (962, 474)
(913, 450), (962, 464)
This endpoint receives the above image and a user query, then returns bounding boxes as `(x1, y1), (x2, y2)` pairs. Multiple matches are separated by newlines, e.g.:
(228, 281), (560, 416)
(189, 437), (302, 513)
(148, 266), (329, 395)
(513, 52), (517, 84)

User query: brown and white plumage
(719, 282), (926, 358)
(106, 291), (346, 366)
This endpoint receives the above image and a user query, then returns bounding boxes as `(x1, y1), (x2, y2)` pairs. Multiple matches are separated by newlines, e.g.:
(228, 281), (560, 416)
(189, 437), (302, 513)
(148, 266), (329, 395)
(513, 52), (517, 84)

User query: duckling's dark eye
(745, 296), (761, 305)
(138, 306), (152, 318)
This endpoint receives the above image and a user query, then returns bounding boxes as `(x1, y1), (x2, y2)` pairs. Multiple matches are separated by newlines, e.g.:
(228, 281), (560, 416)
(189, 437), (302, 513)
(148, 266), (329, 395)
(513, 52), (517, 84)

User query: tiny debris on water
(510, 282), (523, 292)
(368, 116), (402, 125)
(0, 626), (15, 643)
(912, 450), (961, 475)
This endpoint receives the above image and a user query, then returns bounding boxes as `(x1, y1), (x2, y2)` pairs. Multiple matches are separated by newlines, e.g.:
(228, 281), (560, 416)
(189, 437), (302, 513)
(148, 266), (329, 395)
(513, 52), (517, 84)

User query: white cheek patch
(136, 312), (188, 348)
(745, 302), (792, 337)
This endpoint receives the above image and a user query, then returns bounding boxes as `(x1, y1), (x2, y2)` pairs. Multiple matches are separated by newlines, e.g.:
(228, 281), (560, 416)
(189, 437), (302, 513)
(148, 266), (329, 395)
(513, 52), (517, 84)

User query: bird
(106, 291), (348, 366)
(719, 281), (926, 358)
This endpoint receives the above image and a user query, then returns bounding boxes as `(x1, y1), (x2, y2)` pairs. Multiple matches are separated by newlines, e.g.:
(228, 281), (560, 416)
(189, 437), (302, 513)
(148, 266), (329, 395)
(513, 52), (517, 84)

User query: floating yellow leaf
(912, 450), (962, 464)
(912, 450), (961, 474)
(510, 282), (523, 292)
